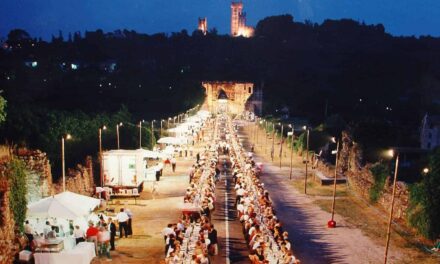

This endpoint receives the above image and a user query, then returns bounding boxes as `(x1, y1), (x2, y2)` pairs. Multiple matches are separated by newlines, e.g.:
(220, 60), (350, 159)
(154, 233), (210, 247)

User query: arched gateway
(202, 81), (254, 115)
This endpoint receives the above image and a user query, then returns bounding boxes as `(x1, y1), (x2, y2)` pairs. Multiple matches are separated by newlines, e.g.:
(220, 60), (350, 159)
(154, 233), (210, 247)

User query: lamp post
(151, 120), (156, 148)
(160, 119), (164, 137)
(258, 120), (263, 148)
(271, 122), (275, 162)
(168, 117), (171, 129)
(99, 125), (107, 187)
(384, 149), (400, 264)
(265, 121), (268, 154)
(255, 117), (259, 143)
(328, 137), (339, 228)
(139, 120), (144, 149)
(61, 134), (72, 192)
(289, 124), (294, 180)
(279, 123), (284, 169)
(303, 126), (310, 194)
(116, 122), (123, 149)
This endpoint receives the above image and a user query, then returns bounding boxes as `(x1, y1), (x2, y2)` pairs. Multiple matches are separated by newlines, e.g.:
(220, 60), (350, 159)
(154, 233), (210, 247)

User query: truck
(102, 149), (166, 195)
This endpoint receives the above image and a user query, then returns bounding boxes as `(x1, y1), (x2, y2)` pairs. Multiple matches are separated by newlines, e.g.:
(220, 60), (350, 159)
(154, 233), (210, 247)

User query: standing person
(86, 222), (99, 253)
(196, 153), (200, 163)
(24, 220), (35, 248)
(73, 225), (85, 244)
(116, 208), (129, 238)
(125, 207), (133, 237)
(108, 218), (117, 251)
(171, 157), (177, 172)
(208, 224), (218, 255)
(43, 221), (52, 238)
(98, 224), (111, 260)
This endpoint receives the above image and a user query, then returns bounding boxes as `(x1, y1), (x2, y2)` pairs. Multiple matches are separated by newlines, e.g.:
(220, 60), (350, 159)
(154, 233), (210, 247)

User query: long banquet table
(34, 242), (96, 264)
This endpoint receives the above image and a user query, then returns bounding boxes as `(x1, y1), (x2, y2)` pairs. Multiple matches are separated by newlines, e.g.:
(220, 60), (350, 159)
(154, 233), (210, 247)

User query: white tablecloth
(63, 237), (76, 250)
(34, 242), (96, 264)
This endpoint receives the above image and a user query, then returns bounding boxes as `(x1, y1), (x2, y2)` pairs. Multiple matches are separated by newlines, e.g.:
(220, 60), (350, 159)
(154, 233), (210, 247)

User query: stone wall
(339, 131), (410, 219)
(16, 149), (54, 203)
(0, 166), (17, 263)
(53, 156), (95, 195)
(16, 148), (95, 198)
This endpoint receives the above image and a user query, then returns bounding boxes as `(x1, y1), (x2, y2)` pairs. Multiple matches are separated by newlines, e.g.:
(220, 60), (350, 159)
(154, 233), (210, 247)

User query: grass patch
(291, 179), (348, 197)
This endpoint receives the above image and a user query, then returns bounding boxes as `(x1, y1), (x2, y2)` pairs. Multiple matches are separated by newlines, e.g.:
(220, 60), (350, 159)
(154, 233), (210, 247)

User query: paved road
(211, 118), (250, 264)
(238, 126), (403, 264)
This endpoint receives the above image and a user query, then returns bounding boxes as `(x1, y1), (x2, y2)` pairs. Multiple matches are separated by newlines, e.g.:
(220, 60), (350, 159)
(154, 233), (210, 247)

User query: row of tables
(229, 118), (299, 263)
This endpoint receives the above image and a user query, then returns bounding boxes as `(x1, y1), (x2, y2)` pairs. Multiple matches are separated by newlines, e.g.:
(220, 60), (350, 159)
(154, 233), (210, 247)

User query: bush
(369, 163), (389, 203)
(6, 158), (28, 232)
(407, 148), (440, 239)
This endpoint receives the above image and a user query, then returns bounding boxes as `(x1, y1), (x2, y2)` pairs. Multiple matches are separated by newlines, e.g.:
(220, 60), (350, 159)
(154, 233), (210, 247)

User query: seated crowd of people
(163, 117), (221, 264)
(227, 119), (300, 264)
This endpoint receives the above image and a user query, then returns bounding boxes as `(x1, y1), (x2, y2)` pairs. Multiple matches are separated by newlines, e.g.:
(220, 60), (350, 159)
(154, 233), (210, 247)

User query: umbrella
(27, 196), (86, 219)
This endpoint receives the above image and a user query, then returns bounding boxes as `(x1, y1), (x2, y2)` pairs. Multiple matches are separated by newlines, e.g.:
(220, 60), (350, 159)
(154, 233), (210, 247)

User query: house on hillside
(420, 113), (440, 150)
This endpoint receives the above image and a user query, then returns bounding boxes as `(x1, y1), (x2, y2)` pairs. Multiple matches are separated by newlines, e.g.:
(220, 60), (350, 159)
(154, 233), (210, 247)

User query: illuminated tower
(231, 1), (254, 37)
(231, 2), (243, 36)
(198, 17), (208, 35)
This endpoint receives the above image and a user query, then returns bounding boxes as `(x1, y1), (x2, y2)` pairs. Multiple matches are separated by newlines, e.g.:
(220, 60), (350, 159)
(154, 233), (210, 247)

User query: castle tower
(231, 2), (243, 36)
(198, 17), (208, 35)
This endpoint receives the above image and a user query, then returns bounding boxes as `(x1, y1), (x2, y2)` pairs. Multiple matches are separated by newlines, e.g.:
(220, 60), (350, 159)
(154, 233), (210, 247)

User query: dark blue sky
(1, 0), (439, 40)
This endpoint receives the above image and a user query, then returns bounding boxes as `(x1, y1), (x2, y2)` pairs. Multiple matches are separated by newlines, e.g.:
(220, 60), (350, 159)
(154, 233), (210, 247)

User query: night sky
(1, 0), (439, 40)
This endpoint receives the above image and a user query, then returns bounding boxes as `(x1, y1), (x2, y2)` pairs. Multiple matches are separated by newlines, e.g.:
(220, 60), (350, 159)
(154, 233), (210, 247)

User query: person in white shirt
(24, 220), (35, 246)
(43, 221), (52, 238)
(162, 224), (175, 241)
(73, 225), (85, 244)
(116, 208), (129, 238)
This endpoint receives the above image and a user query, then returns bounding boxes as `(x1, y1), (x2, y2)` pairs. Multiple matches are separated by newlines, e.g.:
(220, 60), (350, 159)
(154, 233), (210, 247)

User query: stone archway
(202, 81), (254, 115)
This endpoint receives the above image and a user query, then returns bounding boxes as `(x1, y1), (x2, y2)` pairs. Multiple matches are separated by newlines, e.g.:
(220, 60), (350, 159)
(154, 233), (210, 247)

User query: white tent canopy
(27, 196), (87, 219)
(104, 148), (166, 159)
(54, 191), (100, 213)
(157, 136), (187, 145)
(27, 191), (100, 219)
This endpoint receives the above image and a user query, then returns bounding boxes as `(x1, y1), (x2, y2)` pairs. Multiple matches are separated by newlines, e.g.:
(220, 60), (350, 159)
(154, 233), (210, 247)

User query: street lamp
(303, 126), (310, 194)
(151, 120), (156, 148)
(265, 121), (269, 154)
(99, 125), (107, 187)
(116, 122), (123, 149)
(279, 123), (284, 169)
(160, 119), (164, 137)
(271, 122), (275, 162)
(61, 134), (72, 192)
(384, 149), (400, 264)
(289, 124), (294, 180)
(139, 120), (144, 149)
(328, 137), (339, 228)
(168, 117), (172, 129)
(258, 119), (264, 149)
(422, 167), (429, 174)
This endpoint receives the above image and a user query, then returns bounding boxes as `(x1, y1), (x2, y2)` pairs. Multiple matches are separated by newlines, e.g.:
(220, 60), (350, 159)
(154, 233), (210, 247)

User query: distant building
(198, 17), (208, 35)
(231, 1), (254, 37)
(420, 113), (440, 150)
(99, 60), (117, 73)
(245, 85), (263, 116)
(203, 81), (254, 115)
